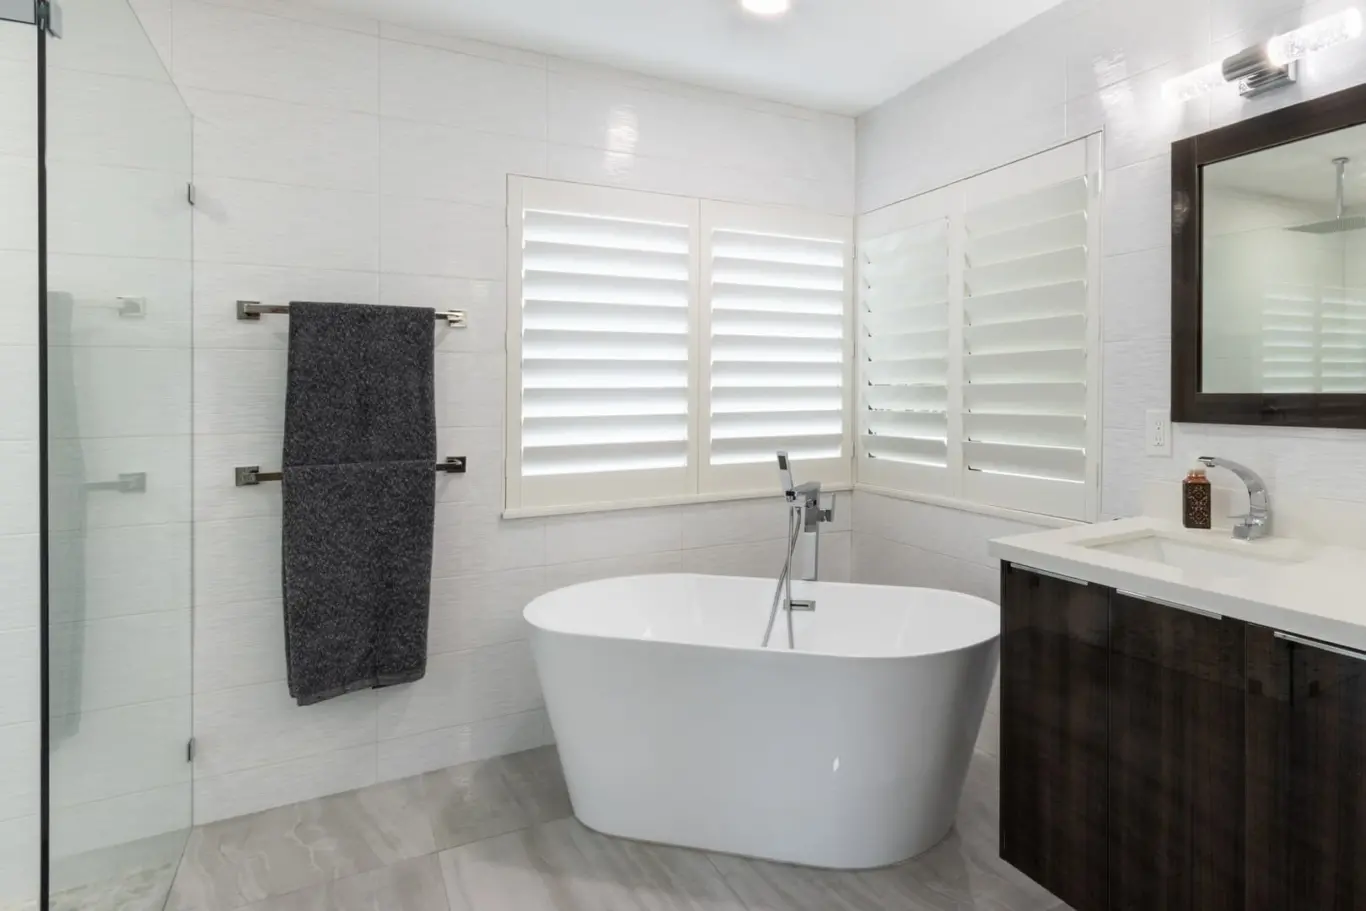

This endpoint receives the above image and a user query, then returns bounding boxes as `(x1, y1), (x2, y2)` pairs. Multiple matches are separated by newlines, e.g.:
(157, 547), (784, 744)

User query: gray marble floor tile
(421, 747), (571, 852)
(705, 852), (904, 911)
(440, 829), (563, 911)
(234, 855), (450, 911)
(165, 778), (437, 911)
(556, 818), (748, 911)
(47, 863), (177, 911)
(499, 747), (573, 824)
(441, 818), (749, 911)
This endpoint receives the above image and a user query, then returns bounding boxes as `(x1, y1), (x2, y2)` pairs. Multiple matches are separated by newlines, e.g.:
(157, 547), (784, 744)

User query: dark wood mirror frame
(1172, 81), (1366, 428)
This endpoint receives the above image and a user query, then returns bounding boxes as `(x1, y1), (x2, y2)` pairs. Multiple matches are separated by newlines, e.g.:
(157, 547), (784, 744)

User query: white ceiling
(304, 0), (1066, 114)
(1207, 123), (1366, 206)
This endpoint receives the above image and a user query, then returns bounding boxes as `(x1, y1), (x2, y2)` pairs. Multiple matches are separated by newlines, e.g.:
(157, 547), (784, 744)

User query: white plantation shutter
(506, 179), (854, 515)
(962, 162), (1096, 519)
(857, 209), (954, 492)
(854, 135), (1101, 521)
(1259, 285), (1366, 393)
(1260, 286), (1320, 393)
(700, 203), (853, 493)
(1319, 291), (1366, 391)
(507, 180), (699, 512)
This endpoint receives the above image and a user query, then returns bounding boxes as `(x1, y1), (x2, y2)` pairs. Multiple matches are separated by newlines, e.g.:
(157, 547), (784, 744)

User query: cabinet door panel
(1000, 564), (1109, 911)
(1243, 625), (1290, 911)
(1108, 593), (1245, 911)
(1289, 637), (1366, 909)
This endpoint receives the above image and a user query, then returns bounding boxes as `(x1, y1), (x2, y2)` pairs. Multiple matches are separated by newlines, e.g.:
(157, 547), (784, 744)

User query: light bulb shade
(740, 0), (792, 16)
(1267, 8), (1364, 67)
(1163, 62), (1227, 102)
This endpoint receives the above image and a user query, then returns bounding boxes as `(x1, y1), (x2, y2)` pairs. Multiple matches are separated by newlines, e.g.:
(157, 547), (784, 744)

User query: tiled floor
(164, 746), (1069, 911)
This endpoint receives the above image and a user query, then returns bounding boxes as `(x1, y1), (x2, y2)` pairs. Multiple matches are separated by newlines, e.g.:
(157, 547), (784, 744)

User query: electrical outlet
(1145, 409), (1172, 457)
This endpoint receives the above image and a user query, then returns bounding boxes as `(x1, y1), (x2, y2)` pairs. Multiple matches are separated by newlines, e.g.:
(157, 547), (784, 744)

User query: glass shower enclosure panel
(44, 1), (193, 907)
(0, 13), (42, 911)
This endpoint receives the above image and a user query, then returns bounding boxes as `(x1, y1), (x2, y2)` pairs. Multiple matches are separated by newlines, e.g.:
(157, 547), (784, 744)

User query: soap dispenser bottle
(1183, 467), (1212, 529)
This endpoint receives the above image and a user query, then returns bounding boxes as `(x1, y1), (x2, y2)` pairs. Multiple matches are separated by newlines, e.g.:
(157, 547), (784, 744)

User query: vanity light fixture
(740, 0), (791, 18)
(1164, 8), (1364, 101)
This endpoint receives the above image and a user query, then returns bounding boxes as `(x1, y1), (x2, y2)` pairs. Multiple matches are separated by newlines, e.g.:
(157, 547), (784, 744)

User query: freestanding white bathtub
(524, 573), (1000, 869)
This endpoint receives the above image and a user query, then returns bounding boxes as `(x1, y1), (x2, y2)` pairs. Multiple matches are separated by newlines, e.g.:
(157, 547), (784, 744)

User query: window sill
(503, 484), (855, 521)
(853, 484), (1085, 530)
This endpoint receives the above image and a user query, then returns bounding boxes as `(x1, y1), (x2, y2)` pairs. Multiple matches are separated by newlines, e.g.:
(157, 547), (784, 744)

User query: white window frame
(505, 177), (854, 517)
(854, 135), (1104, 523)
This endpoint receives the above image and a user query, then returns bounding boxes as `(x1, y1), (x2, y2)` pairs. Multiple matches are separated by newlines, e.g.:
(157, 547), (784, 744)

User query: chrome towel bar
(237, 300), (467, 329)
(236, 457), (467, 487)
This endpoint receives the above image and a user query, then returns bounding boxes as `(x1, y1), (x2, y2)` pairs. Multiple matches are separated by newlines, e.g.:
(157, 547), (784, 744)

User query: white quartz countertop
(990, 517), (1366, 654)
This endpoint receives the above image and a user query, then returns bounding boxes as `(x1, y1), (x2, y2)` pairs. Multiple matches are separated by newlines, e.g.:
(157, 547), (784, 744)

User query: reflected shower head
(1286, 215), (1366, 234)
(1287, 157), (1366, 234)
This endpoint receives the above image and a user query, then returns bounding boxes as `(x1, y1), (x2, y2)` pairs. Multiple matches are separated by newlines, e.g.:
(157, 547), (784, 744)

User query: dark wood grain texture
(1243, 625), (1290, 911)
(1171, 81), (1366, 429)
(1287, 635), (1366, 910)
(999, 563), (1109, 911)
(1108, 593), (1246, 911)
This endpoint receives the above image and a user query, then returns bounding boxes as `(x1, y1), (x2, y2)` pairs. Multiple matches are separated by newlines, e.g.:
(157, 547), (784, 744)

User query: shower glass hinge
(38, 0), (58, 35)
(187, 183), (196, 206)
(187, 738), (196, 763)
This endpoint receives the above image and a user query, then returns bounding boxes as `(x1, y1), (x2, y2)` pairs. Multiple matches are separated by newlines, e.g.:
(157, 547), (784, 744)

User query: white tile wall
(143, 0), (856, 824)
(172, 0), (379, 111)
(855, 0), (1366, 757)
(0, 723), (39, 822)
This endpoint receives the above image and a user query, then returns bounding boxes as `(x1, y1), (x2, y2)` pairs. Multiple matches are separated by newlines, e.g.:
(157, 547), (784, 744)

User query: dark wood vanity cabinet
(1284, 634), (1366, 909)
(999, 564), (1110, 911)
(1000, 562), (1366, 911)
(1107, 592), (1247, 911)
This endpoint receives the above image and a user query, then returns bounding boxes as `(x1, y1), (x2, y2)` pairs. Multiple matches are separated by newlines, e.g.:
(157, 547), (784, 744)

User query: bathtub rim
(523, 573), (1001, 662)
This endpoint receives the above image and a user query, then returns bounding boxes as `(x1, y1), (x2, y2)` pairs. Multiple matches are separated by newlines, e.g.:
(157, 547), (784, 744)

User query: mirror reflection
(1202, 123), (1366, 394)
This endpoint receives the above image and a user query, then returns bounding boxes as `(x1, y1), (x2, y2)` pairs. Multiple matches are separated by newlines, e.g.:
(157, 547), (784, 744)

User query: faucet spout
(1197, 456), (1273, 540)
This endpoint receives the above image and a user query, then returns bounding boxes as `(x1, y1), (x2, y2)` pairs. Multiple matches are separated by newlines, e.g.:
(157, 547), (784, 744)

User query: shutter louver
(963, 176), (1090, 489)
(1260, 285), (1366, 393)
(701, 206), (852, 492)
(1260, 286), (1319, 393)
(1321, 291), (1366, 392)
(859, 220), (951, 471)
(519, 206), (692, 481)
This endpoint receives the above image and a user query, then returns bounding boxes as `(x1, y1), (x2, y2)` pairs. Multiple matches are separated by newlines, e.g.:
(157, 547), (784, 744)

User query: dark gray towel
(284, 302), (436, 465)
(282, 462), (435, 705)
(282, 302), (437, 706)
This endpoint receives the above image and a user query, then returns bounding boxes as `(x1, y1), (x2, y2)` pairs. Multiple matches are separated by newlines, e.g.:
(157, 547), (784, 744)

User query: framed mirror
(1173, 81), (1366, 427)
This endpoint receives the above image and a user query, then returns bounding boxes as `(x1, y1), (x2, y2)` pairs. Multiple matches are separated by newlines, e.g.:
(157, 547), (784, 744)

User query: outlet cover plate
(1146, 409), (1172, 457)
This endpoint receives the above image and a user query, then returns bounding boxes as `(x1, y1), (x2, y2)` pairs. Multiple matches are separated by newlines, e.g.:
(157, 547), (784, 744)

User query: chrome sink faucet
(1198, 456), (1273, 540)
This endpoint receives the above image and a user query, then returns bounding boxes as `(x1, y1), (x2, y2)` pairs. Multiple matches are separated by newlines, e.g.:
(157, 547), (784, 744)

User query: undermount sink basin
(1084, 533), (1304, 577)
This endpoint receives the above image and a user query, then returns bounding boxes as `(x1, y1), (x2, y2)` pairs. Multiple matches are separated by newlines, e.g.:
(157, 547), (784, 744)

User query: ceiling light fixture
(740, 0), (791, 18)
(1164, 8), (1364, 102)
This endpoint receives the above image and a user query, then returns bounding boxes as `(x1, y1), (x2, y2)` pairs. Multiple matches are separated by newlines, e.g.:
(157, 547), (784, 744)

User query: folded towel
(282, 302), (437, 706)
(282, 461), (434, 705)
(285, 302), (436, 465)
